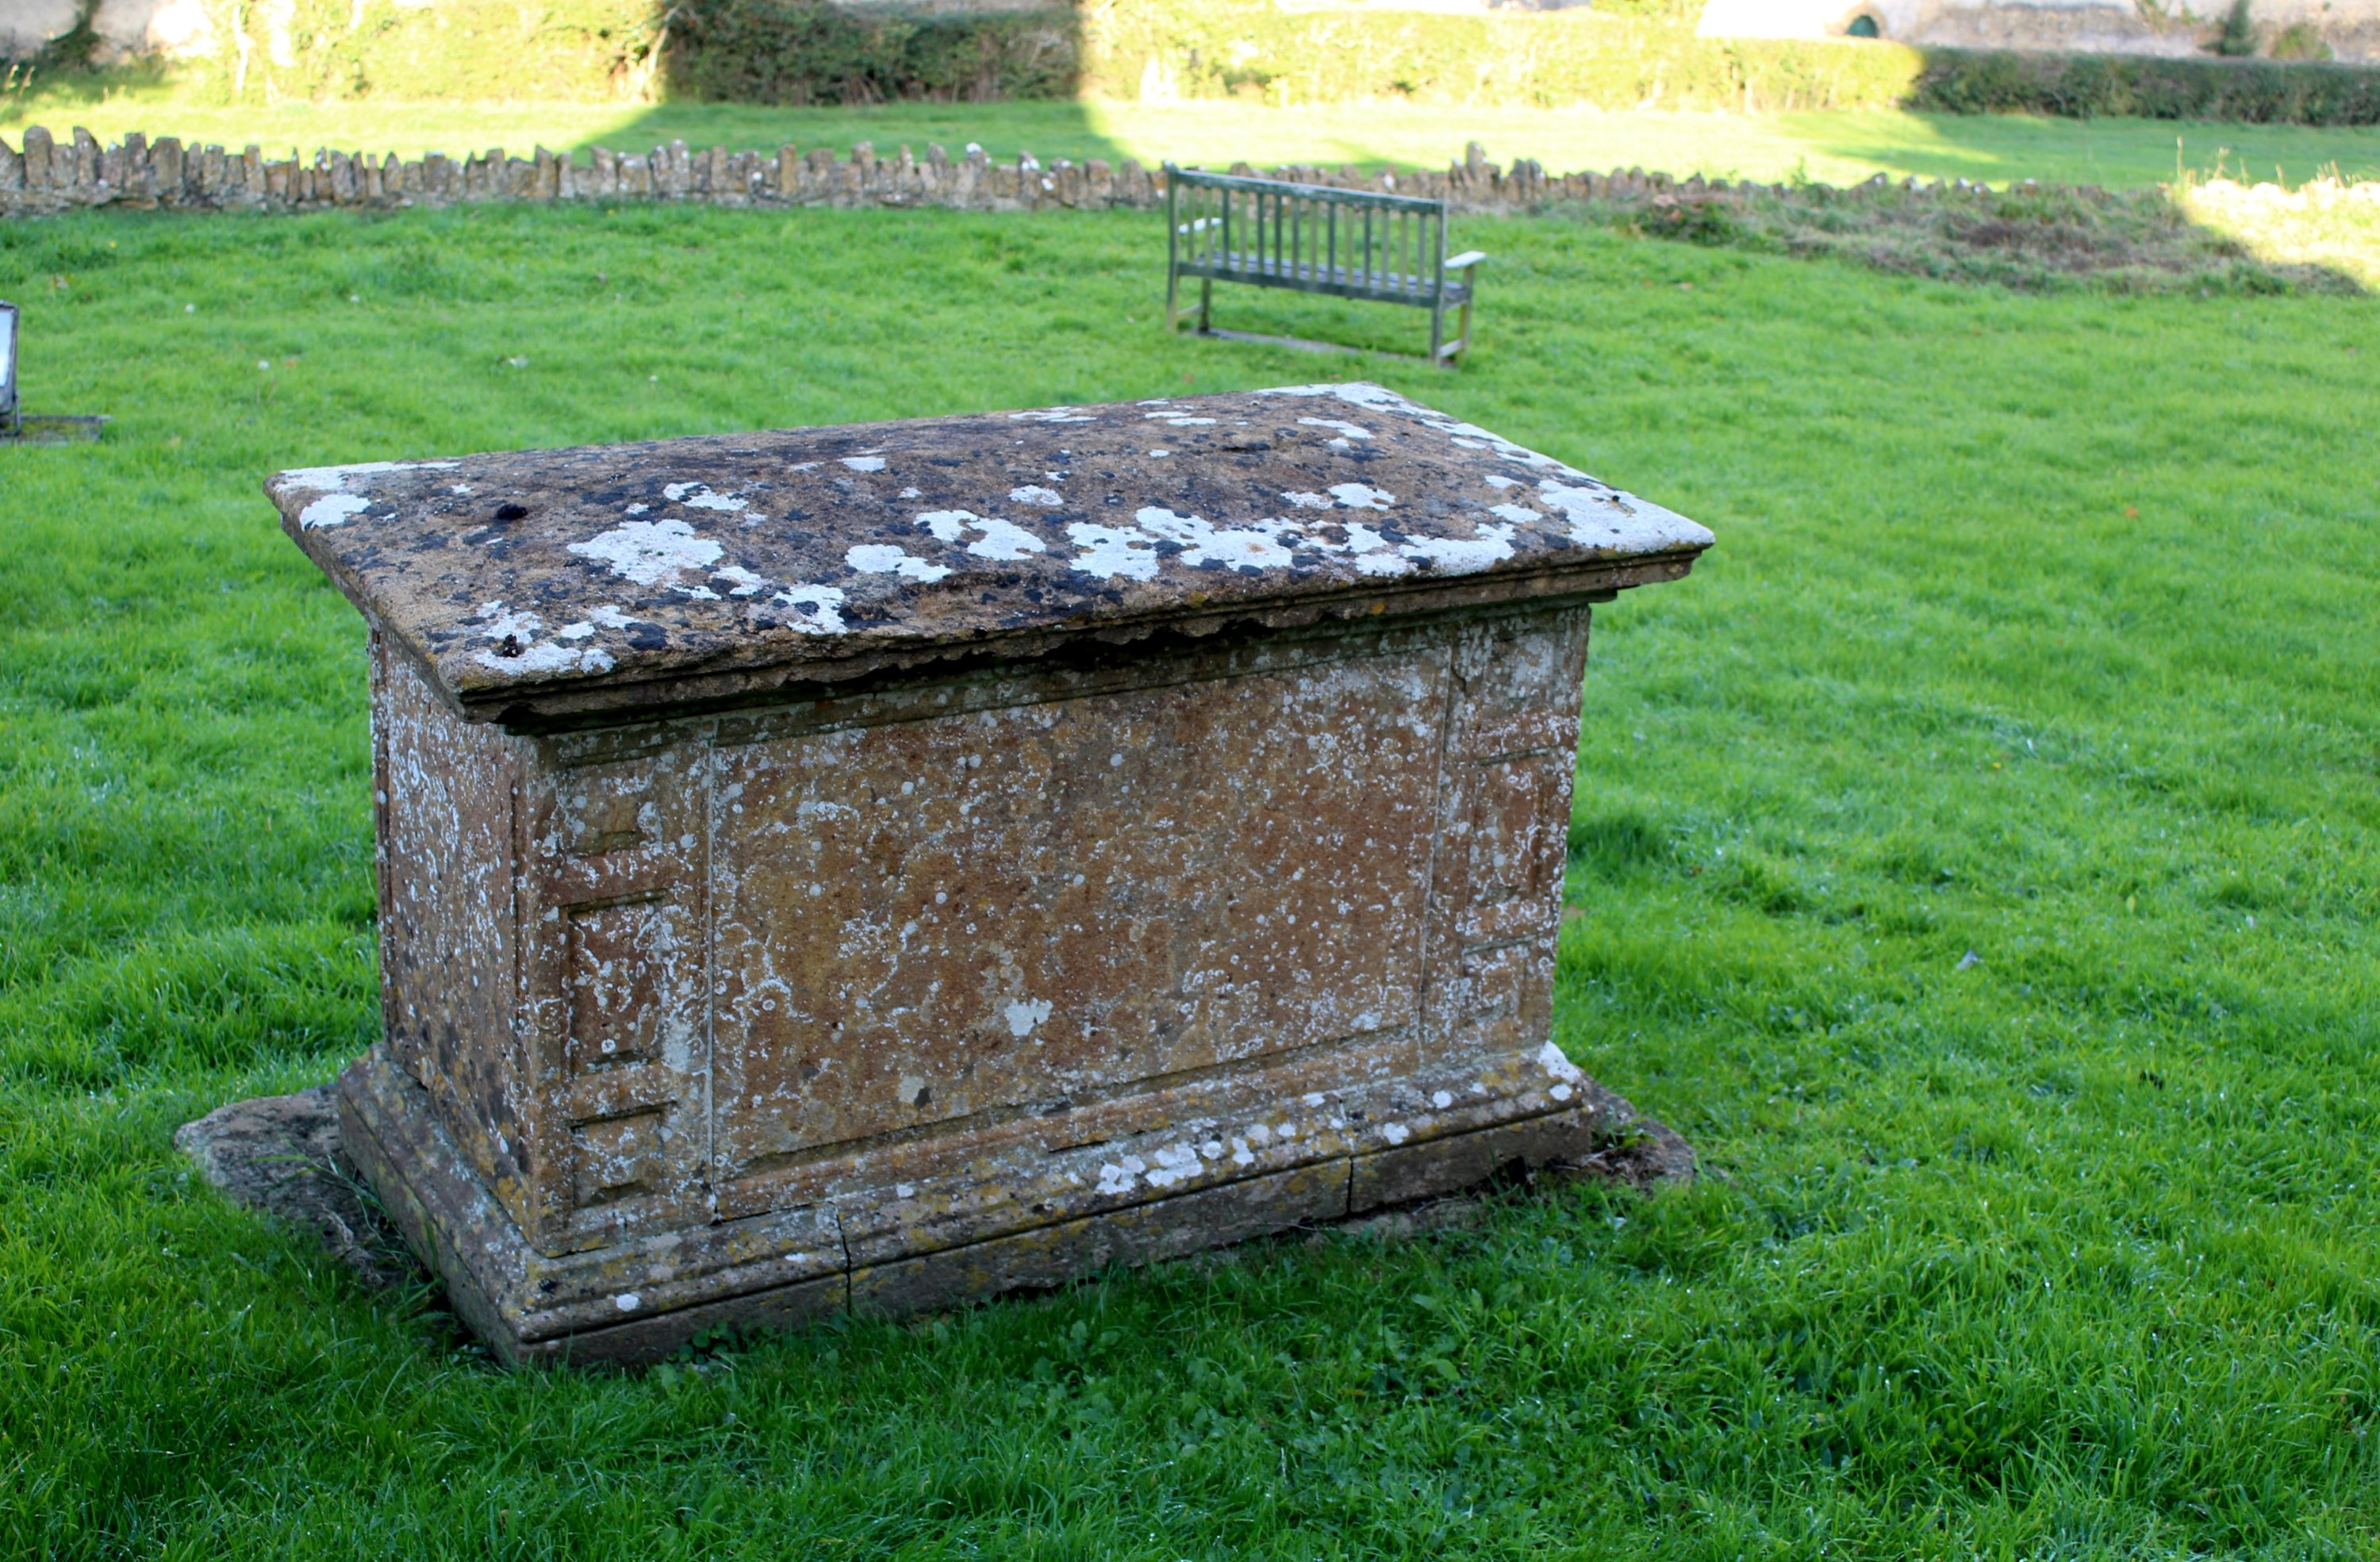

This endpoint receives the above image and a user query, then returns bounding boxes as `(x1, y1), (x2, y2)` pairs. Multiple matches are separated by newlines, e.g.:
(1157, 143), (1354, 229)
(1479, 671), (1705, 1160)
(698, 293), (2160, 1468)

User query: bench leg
(1429, 300), (1445, 366)
(1198, 277), (1213, 336)
(1450, 295), (1475, 367)
(1165, 265), (1180, 334)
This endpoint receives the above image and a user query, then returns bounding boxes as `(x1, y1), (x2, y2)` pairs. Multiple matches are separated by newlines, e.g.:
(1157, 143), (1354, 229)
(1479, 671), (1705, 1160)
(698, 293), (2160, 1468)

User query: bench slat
(1176, 257), (1470, 303)
(1165, 164), (1482, 366)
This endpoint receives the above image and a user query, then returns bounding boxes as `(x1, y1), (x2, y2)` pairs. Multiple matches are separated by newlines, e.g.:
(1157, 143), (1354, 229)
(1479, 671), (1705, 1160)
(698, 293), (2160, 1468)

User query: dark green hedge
(12, 0), (2380, 123)
(1912, 47), (2380, 125)
(662, 0), (1079, 105)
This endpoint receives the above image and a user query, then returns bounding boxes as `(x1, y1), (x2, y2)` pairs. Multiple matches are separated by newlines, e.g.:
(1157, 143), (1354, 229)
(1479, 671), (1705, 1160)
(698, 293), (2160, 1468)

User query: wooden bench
(1164, 166), (1485, 367)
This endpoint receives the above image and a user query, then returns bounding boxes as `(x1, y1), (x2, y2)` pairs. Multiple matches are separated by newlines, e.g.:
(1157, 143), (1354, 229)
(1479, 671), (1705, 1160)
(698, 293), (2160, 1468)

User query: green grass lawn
(3, 198), (2378, 1558)
(9, 89), (2380, 189)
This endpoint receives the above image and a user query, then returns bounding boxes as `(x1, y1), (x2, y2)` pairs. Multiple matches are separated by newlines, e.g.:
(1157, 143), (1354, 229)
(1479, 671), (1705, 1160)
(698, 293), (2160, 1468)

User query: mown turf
(8, 90), (2380, 190)
(2, 201), (2377, 1560)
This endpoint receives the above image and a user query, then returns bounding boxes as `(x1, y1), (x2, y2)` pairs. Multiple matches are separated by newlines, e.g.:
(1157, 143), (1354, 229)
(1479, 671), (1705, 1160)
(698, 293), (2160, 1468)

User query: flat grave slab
(251, 383), (1712, 1366)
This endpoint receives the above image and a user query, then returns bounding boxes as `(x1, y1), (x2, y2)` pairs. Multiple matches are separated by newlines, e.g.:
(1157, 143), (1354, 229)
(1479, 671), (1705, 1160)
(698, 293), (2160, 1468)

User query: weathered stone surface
(335, 1042), (1691, 1366)
(264, 384), (1706, 727)
(261, 385), (1709, 1367)
(182, 1066), (1689, 1358)
(175, 1086), (413, 1288)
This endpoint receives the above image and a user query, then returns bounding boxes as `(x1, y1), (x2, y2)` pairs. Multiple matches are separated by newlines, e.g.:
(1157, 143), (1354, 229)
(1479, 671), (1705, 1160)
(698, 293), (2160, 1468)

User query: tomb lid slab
(267, 382), (1711, 726)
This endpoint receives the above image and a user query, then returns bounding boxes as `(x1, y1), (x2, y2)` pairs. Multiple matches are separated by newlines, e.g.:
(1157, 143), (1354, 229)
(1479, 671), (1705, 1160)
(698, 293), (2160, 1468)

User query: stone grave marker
(254, 383), (1712, 1365)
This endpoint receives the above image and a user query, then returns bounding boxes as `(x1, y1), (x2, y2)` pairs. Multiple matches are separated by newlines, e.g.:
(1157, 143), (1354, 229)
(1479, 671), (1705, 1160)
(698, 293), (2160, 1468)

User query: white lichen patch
(466, 601), (616, 677)
(1398, 523), (1517, 573)
(1065, 521), (1161, 581)
(1008, 485), (1063, 507)
(1063, 488), (1527, 581)
(1260, 381), (1589, 476)
(473, 600), (543, 642)
(1294, 520), (1405, 577)
(555, 604), (641, 639)
(1298, 416), (1372, 441)
(847, 543), (952, 584)
(1490, 503), (1541, 527)
(712, 563), (770, 597)
(1381, 1123), (1411, 1146)
(1281, 491), (1332, 510)
(298, 492), (372, 530)
(1133, 506), (1299, 572)
(770, 584), (848, 635)
(1145, 411), (1216, 426)
(1533, 478), (1714, 552)
(1327, 482), (1394, 511)
(841, 455), (887, 473)
(1003, 997), (1054, 1038)
(1537, 1041), (1585, 1084)
(1095, 1155), (1147, 1195)
(662, 482), (750, 513)
(568, 518), (724, 589)
(275, 458), (462, 528)
(271, 458), (459, 497)
(1142, 1142), (1205, 1189)
(476, 639), (616, 677)
(917, 509), (1047, 562)
(1263, 382), (1718, 560)
(1009, 407), (1096, 424)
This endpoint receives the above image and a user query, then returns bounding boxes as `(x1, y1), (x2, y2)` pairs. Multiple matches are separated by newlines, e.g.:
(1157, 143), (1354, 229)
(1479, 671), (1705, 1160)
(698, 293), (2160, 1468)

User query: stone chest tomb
(268, 384), (1712, 1366)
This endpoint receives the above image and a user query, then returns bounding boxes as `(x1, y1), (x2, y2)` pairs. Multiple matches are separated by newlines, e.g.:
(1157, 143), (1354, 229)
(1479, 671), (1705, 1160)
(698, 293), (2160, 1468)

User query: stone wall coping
(23, 121), (2365, 223)
(0, 123), (2186, 220)
(269, 384), (1712, 727)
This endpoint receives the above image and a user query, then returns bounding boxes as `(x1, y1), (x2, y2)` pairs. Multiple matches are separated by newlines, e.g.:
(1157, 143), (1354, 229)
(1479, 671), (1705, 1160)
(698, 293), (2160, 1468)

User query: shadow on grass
(566, 98), (1133, 167)
(578, 0), (1130, 163)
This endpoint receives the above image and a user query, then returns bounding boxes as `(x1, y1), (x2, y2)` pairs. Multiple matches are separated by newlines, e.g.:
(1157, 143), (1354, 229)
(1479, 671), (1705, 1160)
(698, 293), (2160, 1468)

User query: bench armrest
(1445, 251), (1488, 271)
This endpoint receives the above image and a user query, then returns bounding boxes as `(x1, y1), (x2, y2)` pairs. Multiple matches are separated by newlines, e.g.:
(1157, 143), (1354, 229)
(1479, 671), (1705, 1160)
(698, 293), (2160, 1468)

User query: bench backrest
(1165, 166), (1450, 301)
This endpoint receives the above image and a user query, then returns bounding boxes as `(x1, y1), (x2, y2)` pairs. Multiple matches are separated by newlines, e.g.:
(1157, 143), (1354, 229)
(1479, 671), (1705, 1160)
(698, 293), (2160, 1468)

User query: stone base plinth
(333, 1042), (1687, 1368)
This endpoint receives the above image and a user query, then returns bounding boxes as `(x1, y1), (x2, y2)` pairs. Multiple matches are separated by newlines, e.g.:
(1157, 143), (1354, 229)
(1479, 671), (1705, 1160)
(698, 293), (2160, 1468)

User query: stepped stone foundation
(250, 383), (1710, 1366)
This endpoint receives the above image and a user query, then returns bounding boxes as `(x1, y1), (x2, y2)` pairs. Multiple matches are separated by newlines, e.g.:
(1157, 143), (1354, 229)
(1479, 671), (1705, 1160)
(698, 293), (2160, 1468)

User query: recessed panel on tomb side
(706, 648), (1449, 1201)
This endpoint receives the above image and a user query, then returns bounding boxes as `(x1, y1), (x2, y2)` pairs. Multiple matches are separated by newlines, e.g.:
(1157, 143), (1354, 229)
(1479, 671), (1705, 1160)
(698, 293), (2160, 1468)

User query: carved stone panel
(493, 735), (718, 1251)
(706, 646), (1449, 1211)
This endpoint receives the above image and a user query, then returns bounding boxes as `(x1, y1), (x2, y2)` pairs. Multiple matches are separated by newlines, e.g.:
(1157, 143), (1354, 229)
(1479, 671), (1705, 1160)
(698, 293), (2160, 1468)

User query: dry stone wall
(0, 125), (1971, 219)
